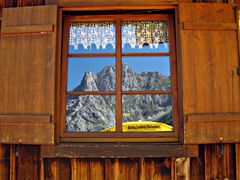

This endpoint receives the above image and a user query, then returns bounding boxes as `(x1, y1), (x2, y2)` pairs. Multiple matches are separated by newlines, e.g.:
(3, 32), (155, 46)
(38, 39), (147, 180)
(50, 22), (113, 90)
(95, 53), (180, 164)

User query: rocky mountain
(66, 63), (172, 132)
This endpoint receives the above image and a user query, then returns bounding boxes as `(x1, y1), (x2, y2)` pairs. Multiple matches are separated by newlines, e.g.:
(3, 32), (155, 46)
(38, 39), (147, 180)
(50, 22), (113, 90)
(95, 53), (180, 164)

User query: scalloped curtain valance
(69, 21), (168, 50)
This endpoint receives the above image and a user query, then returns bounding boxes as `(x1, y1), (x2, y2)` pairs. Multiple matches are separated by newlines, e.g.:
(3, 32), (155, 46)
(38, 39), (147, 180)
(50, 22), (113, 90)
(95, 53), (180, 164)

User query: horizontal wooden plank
(61, 5), (177, 11)
(183, 23), (237, 31)
(0, 115), (51, 123)
(185, 114), (240, 144)
(187, 113), (240, 123)
(45, 0), (57, 4)
(41, 144), (198, 158)
(0, 123), (54, 144)
(2, 24), (54, 35)
(179, 4), (236, 24)
(58, 0), (177, 6)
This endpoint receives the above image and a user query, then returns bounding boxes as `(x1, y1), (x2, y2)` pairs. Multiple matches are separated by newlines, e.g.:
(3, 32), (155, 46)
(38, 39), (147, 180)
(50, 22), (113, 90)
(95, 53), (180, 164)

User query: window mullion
(116, 19), (122, 133)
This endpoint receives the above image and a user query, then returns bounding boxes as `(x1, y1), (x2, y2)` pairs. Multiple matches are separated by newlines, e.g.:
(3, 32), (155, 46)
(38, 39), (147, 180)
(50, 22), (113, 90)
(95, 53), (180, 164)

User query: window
(61, 14), (179, 142)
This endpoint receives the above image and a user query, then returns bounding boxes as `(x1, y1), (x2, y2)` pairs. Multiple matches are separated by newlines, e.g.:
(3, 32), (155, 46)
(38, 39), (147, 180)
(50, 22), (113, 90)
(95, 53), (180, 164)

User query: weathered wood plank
(222, 144), (235, 179)
(45, 158), (71, 180)
(183, 22), (237, 30)
(41, 144), (198, 158)
(89, 159), (104, 180)
(143, 158), (171, 179)
(118, 158), (139, 180)
(236, 144), (240, 180)
(0, 114), (51, 123)
(175, 158), (190, 179)
(9, 145), (16, 180)
(45, 0), (58, 5)
(185, 114), (240, 144)
(0, 5), (57, 116)
(45, 159), (59, 180)
(0, 123), (54, 144)
(190, 145), (204, 180)
(72, 159), (89, 180)
(17, 0), (45, 6)
(58, 0), (177, 6)
(187, 113), (240, 123)
(181, 30), (238, 114)
(2, 24), (54, 35)
(204, 144), (235, 179)
(179, 4), (236, 24)
(17, 145), (40, 180)
(0, 144), (9, 180)
(180, 3), (239, 117)
(0, 5), (57, 144)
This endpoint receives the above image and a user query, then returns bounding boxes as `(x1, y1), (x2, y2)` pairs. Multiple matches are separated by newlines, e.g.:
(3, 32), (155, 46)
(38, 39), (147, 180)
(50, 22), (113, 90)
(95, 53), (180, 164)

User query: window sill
(41, 143), (198, 158)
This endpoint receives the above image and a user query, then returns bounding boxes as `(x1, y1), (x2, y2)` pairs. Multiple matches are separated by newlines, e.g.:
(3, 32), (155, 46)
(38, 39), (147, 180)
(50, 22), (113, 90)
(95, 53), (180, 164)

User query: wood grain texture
(45, 0), (58, 5)
(190, 145), (204, 179)
(58, 0), (177, 6)
(1, 145), (240, 179)
(0, 5), (57, 118)
(9, 145), (16, 180)
(185, 113), (240, 144)
(204, 144), (235, 179)
(0, 123), (54, 144)
(183, 22), (237, 30)
(2, 24), (54, 35)
(179, 4), (240, 145)
(41, 144), (198, 158)
(0, 144), (9, 180)
(45, 158), (71, 180)
(236, 144), (240, 180)
(175, 158), (190, 179)
(17, 145), (40, 180)
(0, 114), (51, 123)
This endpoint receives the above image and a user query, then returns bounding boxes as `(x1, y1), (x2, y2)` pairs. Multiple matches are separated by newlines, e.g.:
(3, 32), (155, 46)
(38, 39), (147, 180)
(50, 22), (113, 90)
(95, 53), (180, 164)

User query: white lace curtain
(122, 21), (168, 49)
(69, 22), (116, 50)
(69, 21), (168, 50)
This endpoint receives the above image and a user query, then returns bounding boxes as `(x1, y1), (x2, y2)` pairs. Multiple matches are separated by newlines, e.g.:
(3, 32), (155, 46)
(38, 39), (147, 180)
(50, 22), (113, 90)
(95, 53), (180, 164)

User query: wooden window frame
(59, 12), (179, 143)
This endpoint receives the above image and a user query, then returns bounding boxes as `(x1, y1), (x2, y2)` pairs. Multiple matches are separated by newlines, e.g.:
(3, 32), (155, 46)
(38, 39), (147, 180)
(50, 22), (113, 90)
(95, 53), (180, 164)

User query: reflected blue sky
(122, 56), (170, 75)
(67, 57), (115, 91)
(67, 56), (170, 91)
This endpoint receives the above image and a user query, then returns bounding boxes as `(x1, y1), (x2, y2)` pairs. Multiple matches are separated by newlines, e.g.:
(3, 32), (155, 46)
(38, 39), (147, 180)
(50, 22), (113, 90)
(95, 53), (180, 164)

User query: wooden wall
(0, 144), (239, 179)
(0, 1), (240, 180)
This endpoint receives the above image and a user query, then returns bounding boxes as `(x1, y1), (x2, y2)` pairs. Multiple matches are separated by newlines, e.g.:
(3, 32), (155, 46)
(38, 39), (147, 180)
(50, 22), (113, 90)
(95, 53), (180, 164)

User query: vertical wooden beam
(0, 144), (9, 180)
(40, 158), (45, 180)
(105, 159), (119, 180)
(9, 145), (16, 180)
(17, 145), (40, 180)
(71, 159), (77, 180)
(175, 158), (190, 179)
(89, 159), (104, 180)
(139, 158), (145, 180)
(118, 158), (139, 180)
(45, 159), (59, 180)
(222, 144), (235, 179)
(236, 144), (240, 180)
(170, 158), (175, 180)
(72, 159), (89, 180)
(59, 159), (71, 180)
(190, 145), (204, 179)
(204, 145), (211, 180)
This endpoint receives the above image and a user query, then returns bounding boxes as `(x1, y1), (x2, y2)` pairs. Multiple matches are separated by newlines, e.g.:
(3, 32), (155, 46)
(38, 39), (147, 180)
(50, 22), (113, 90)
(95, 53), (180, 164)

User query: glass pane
(122, 21), (169, 53)
(67, 57), (115, 92)
(122, 56), (171, 91)
(69, 22), (116, 54)
(66, 95), (116, 132)
(122, 95), (173, 132)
